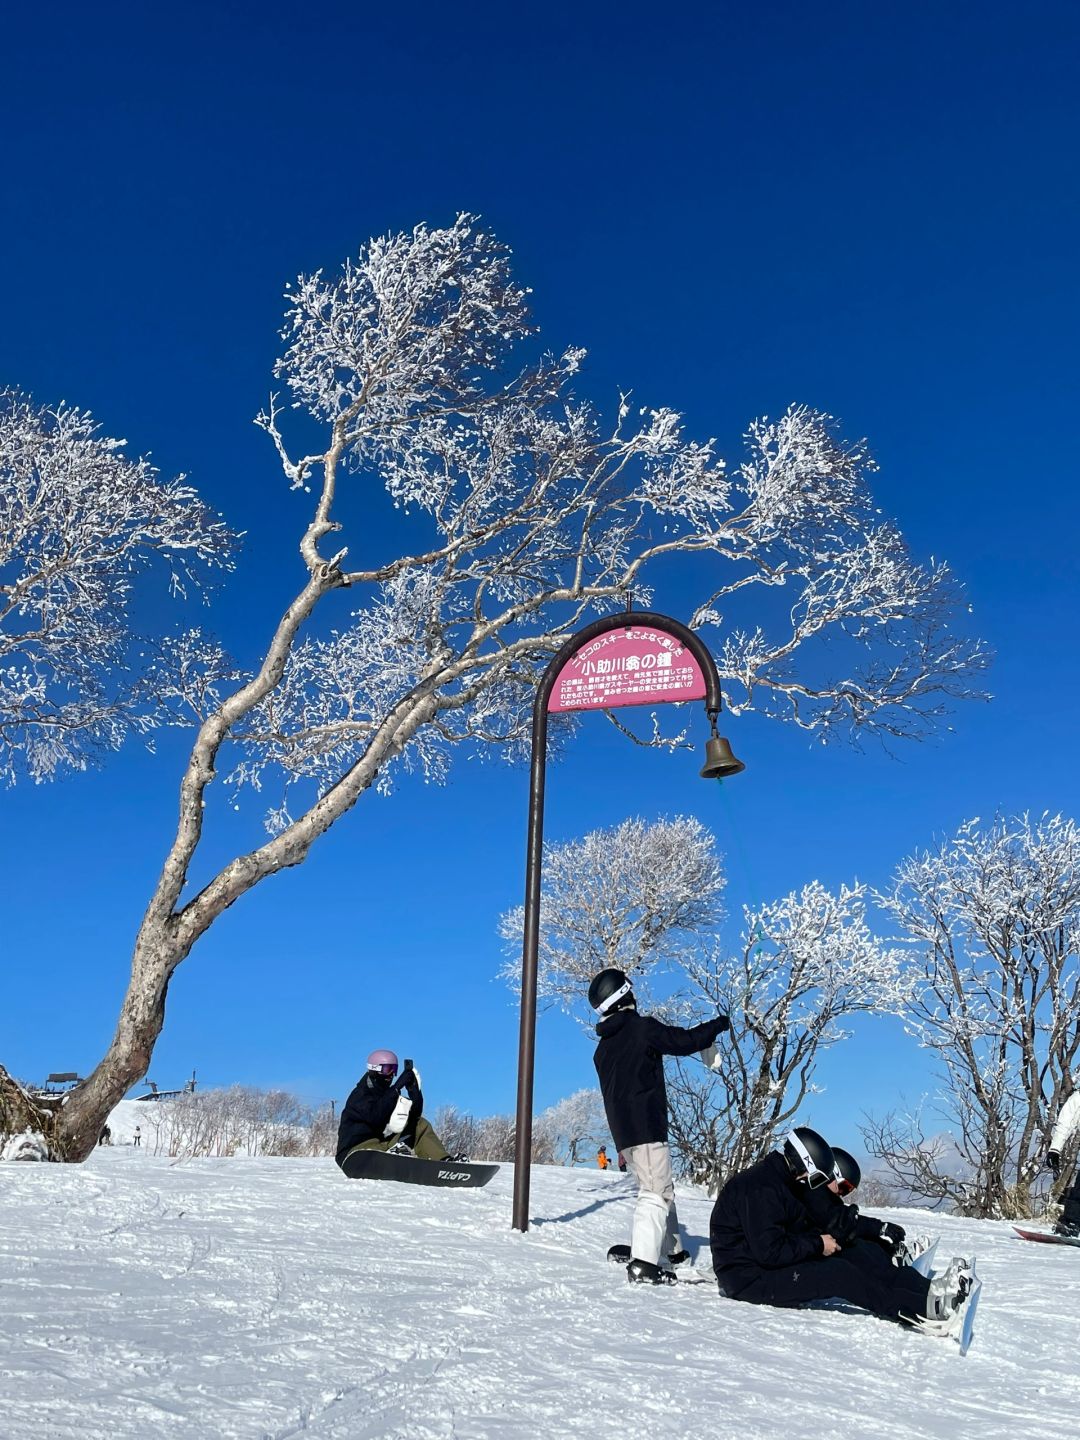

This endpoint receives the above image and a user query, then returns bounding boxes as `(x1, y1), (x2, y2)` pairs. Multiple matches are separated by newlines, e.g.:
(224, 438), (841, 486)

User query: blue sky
(2, 2), (1078, 1151)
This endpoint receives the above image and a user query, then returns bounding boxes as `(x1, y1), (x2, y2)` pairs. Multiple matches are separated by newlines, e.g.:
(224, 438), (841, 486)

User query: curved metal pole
(511, 612), (723, 1232)
(511, 693), (549, 1231)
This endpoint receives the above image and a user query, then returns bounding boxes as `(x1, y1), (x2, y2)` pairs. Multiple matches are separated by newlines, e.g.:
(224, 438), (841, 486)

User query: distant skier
(597, 1146), (611, 1171)
(335, 1050), (461, 1171)
(98, 1125), (111, 1147)
(1047, 1086), (1080, 1237)
(709, 1127), (972, 1329)
(132, 1126), (141, 1148)
(589, 967), (729, 1285)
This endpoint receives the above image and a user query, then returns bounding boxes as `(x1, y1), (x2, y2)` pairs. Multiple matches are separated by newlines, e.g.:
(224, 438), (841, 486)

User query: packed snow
(1, 1148), (1078, 1439)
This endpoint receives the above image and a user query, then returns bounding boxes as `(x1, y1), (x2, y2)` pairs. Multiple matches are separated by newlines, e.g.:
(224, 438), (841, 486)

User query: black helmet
(831, 1146), (861, 1197)
(782, 1127), (835, 1189)
(588, 967), (635, 1014)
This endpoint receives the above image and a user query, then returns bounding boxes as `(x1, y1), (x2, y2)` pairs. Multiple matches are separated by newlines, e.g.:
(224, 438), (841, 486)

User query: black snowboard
(1013, 1226), (1080, 1248)
(341, 1149), (499, 1188)
(607, 1244), (691, 1265)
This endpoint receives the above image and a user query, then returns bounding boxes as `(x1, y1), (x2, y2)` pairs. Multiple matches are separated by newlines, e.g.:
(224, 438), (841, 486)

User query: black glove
(713, 1014), (731, 1036)
(396, 1067), (421, 1100)
(878, 1221), (906, 1254)
(1048, 1150), (1061, 1177)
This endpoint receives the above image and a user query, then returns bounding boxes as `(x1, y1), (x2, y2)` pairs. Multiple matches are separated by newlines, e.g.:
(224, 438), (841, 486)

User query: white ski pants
(622, 1141), (684, 1267)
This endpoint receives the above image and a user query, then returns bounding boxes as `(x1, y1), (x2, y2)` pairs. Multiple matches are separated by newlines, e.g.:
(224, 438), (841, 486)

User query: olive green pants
(346, 1116), (448, 1162)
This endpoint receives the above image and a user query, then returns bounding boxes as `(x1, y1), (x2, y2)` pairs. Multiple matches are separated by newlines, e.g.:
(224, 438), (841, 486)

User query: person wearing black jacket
(709, 1128), (962, 1326)
(335, 1048), (455, 1171)
(801, 1144), (907, 1265)
(589, 967), (729, 1285)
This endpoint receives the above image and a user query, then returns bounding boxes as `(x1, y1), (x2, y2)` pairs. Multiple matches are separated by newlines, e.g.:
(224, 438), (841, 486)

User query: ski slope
(1, 1149), (1077, 1439)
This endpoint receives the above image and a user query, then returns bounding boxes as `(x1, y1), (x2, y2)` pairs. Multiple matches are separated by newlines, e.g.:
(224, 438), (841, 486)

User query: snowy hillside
(1, 1151), (1078, 1440)
(102, 1096), (161, 1144)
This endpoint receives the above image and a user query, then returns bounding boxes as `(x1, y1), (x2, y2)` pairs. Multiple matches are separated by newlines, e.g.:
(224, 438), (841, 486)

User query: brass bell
(700, 734), (745, 780)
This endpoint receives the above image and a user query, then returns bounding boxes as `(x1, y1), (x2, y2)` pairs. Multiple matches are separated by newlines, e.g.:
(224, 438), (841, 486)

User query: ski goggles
(786, 1130), (832, 1190)
(369, 1061), (398, 1078)
(596, 979), (633, 1013)
(833, 1167), (857, 1198)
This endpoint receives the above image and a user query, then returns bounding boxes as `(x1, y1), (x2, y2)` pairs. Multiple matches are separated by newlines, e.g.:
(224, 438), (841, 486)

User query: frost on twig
(498, 815), (727, 1015)
(667, 880), (910, 1187)
(868, 813), (1080, 1218)
(0, 391), (234, 783)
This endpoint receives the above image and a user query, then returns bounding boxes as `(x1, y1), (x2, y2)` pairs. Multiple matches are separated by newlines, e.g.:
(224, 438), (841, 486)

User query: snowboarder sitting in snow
(335, 1049), (461, 1173)
(709, 1127), (971, 1329)
(589, 966), (730, 1285)
(1047, 1085), (1080, 1238)
(800, 1144), (917, 1264)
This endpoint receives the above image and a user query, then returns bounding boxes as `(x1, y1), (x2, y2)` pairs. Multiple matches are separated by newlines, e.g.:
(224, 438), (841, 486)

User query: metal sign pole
(510, 612), (736, 1233)
(511, 694), (549, 1231)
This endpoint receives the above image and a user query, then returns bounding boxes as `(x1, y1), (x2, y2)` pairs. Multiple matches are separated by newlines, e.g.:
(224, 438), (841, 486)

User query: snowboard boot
(626, 1258), (678, 1286)
(926, 1257), (973, 1321)
(388, 1141), (415, 1157)
(897, 1234), (933, 1268)
(445, 1152), (471, 1163)
(1053, 1220), (1080, 1238)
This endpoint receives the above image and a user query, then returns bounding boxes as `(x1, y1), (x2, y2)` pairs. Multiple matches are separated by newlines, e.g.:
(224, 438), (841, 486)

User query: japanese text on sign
(547, 626), (707, 713)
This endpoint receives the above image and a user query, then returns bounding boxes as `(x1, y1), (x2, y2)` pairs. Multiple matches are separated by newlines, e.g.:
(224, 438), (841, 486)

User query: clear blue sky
(2, 2), (1078, 1148)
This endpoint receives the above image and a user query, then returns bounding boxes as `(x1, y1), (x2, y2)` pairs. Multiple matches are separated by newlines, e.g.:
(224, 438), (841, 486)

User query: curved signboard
(547, 621), (708, 713)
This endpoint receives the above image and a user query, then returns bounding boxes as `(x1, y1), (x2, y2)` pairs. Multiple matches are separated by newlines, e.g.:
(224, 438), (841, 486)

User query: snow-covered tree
(866, 814), (1080, 1218)
(498, 816), (909, 1189)
(498, 816), (726, 1015)
(0, 391), (233, 784)
(539, 1088), (610, 1164)
(670, 883), (911, 1187)
(1, 215), (987, 1161)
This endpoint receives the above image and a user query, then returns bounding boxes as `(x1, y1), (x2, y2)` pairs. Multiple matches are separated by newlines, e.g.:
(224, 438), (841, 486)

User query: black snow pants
(1061, 1174), (1080, 1230)
(720, 1239), (931, 1323)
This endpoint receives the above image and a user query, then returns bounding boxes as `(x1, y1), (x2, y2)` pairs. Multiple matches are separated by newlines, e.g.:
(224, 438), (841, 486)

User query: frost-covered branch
(668, 882), (910, 1187)
(498, 816), (727, 1016)
(871, 813), (1080, 1218)
(0, 391), (234, 783)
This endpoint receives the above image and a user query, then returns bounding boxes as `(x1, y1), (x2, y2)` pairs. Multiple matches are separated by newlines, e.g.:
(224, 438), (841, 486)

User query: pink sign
(547, 624), (708, 713)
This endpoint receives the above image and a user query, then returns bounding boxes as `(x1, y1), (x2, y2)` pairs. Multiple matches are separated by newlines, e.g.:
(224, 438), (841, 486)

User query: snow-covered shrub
(138, 1087), (329, 1159)
(431, 1105), (555, 1163)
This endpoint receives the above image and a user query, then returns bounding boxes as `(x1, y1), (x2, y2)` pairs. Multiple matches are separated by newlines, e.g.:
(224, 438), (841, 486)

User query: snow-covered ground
(1, 1151), (1078, 1440)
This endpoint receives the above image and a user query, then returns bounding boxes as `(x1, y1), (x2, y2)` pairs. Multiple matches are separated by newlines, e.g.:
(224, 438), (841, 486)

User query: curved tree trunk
(50, 926), (179, 1160)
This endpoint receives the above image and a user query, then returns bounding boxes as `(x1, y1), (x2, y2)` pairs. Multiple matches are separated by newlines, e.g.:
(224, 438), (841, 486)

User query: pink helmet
(366, 1048), (398, 1078)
